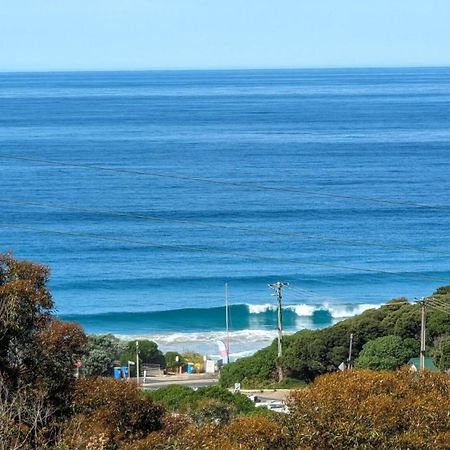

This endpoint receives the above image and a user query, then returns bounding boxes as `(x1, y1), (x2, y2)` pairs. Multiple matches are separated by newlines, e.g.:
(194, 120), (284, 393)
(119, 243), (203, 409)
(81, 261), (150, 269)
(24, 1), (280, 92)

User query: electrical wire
(1, 154), (450, 211)
(1, 221), (448, 284)
(2, 198), (448, 256)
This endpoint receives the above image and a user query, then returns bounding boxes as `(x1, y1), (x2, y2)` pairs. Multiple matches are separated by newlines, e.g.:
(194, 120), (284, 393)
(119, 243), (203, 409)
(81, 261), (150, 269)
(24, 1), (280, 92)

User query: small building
(408, 357), (440, 372)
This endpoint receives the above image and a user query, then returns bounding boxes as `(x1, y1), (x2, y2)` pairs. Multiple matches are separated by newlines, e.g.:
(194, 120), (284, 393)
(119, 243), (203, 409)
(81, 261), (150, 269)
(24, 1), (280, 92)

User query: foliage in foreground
(287, 369), (450, 449)
(57, 377), (164, 449)
(123, 369), (450, 450)
(0, 253), (86, 449)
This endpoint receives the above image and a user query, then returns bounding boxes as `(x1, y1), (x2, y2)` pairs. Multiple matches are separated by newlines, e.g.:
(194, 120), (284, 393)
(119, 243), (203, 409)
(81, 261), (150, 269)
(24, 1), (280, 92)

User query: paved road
(141, 376), (219, 390)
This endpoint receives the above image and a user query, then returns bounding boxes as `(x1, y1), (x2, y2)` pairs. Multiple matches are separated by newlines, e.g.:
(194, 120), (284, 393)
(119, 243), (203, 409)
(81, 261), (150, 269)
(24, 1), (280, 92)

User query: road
(141, 374), (219, 390)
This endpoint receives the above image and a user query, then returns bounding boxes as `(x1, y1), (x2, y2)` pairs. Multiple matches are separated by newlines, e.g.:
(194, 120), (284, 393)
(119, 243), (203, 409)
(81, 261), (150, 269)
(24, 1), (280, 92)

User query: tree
(35, 320), (86, 410)
(0, 253), (88, 447)
(164, 351), (183, 372)
(83, 333), (124, 376)
(120, 339), (165, 370)
(220, 341), (278, 388)
(432, 335), (450, 371)
(0, 252), (53, 385)
(0, 253), (86, 396)
(355, 335), (414, 371)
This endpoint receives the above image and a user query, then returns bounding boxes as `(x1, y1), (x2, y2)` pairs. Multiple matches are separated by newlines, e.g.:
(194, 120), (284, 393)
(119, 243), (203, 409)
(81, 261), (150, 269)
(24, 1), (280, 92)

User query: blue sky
(1, 0), (449, 71)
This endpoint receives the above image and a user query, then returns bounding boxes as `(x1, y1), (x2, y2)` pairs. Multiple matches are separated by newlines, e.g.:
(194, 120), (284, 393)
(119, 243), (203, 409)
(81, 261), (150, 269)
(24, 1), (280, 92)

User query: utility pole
(419, 298), (426, 371)
(225, 283), (230, 364)
(347, 333), (354, 370)
(268, 281), (288, 382)
(136, 340), (140, 385)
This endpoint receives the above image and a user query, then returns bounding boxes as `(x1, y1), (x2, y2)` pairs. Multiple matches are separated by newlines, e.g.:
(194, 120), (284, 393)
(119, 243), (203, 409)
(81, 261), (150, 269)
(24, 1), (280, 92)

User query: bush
(432, 335), (450, 371)
(119, 340), (165, 375)
(190, 399), (235, 425)
(83, 334), (124, 376)
(219, 341), (278, 388)
(147, 384), (255, 415)
(355, 335), (416, 370)
(164, 351), (183, 371)
(60, 377), (164, 448)
(147, 384), (194, 411)
(287, 369), (450, 449)
(226, 415), (290, 450)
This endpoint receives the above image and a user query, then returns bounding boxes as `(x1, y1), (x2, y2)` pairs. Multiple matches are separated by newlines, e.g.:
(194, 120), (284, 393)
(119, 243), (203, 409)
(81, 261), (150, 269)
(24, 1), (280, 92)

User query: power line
(426, 298), (450, 313)
(0, 222), (449, 284)
(1, 154), (450, 211)
(286, 285), (351, 303)
(1, 197), (449, 257)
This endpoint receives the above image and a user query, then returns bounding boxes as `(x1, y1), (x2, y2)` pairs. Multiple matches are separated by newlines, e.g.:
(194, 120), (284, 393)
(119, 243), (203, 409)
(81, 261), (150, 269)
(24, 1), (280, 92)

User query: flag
(217, 340), (229, 361)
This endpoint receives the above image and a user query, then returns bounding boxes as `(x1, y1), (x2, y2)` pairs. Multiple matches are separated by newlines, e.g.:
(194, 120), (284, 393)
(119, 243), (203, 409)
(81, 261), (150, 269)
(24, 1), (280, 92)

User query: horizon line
(1, 64), (450, 75)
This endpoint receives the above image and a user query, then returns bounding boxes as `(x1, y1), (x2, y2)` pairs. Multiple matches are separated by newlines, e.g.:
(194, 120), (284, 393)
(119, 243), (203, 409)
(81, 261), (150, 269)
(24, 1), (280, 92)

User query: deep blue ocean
(1, 68), (450, 356)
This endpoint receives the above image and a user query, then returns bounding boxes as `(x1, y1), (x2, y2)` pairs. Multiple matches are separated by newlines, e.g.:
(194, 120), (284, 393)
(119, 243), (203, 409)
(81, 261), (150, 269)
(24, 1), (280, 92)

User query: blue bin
(187, 364), (194, 374)
(113, 367), (122, 379)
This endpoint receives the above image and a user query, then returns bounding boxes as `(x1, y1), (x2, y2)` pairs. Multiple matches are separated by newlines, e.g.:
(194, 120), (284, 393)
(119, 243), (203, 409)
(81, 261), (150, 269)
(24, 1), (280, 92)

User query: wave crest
(246, 302), (380, 318)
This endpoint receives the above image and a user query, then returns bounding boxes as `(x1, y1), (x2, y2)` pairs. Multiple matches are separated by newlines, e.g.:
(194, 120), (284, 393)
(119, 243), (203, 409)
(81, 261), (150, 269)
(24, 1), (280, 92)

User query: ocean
(1, 67), (450, 357)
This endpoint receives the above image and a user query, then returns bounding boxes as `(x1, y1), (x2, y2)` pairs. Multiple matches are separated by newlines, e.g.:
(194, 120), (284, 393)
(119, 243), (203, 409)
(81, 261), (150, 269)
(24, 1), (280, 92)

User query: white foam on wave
(326, 303), (380, 318)
(246, 302), (382, 318)
(114, 329), (279, 360)
(285, 304), (317, 316)
(247, 303), (277, 314)
(115, 329), (278, 345)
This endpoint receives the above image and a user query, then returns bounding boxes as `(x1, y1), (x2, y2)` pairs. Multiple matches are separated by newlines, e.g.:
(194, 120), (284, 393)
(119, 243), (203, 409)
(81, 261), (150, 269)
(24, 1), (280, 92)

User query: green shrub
(355, 335), (416, 370)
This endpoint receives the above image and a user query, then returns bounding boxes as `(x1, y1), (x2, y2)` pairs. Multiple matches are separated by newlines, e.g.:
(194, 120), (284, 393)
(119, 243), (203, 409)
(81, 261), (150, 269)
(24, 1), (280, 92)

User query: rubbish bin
(113, 367), (122, 379)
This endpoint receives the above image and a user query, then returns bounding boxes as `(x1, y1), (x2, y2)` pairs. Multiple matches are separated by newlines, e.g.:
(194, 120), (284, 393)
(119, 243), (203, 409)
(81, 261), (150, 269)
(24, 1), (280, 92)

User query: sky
(0, 0), (449, 71)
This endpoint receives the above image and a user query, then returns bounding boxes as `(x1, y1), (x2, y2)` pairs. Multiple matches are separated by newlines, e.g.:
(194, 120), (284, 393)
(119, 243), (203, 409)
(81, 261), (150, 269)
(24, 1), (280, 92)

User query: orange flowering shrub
(225, 415), (290, 450)
(124, 423), (233, 450)
(287, 369), (450, 449)
(58, 377), (164, 449)
(125, 414), (290, 450)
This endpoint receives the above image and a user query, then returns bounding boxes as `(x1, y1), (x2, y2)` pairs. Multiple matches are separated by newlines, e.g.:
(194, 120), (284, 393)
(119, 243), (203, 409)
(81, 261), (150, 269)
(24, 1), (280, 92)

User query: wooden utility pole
(268, 281), (288, 382)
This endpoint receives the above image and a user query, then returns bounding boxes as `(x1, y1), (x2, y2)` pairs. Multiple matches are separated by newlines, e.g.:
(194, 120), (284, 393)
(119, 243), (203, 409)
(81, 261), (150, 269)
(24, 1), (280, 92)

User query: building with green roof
(408, 357), (440, 372)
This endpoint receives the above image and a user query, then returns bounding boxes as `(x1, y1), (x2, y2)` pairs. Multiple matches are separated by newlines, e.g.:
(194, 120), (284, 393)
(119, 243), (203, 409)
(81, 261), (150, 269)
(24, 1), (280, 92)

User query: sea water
(1, 68), (450, 356)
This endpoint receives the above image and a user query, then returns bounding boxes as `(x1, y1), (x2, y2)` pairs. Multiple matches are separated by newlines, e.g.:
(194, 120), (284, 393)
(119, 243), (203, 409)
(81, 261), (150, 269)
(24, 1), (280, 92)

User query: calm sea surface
(1, 68), (450, 355)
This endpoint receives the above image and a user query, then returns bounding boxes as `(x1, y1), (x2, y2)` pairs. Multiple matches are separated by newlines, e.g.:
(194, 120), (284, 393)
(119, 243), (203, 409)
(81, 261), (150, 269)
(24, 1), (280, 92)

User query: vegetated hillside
(4, 252), (450, 450)
(220, 286), (450, 387)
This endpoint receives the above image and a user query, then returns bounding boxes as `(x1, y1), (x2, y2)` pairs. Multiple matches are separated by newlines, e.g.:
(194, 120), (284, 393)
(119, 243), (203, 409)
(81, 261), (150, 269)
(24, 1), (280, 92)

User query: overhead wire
(1, 155), (449, 292)
(2, 221), (448, 284)
(426, 298), (450, 312)
(1, 154), (450, 211)
(2, 198), (448, 256)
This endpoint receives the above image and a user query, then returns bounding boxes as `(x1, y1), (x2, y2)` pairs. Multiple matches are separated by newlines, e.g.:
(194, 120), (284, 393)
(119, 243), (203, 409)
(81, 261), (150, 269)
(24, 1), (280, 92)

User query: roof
(408, 357), (440, 372)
